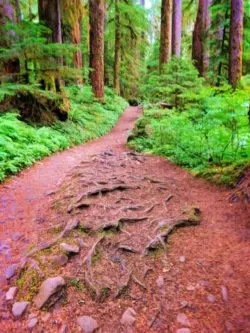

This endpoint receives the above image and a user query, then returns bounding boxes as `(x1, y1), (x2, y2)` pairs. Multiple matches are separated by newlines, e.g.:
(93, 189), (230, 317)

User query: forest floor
(0, 107), (249, 333)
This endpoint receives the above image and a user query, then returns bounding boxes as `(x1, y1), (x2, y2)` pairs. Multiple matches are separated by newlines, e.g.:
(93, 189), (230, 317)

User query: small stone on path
(34, 276), (65, 309)
(77, 316), (99, 333)
(27, 317), (38, 329)
(12, 301), (30, 317)
(60, 243), (80, 254)
(6, 287), (18, 301)
(51, 254), (68, 266)
(221, 285), (228, 301)
(120, 307), (137, 326)
(179, 256), (186, 263)
(180, 300), (188, 308)
(207, 294), (216, 303)
(177, 313), (190, 326)
(5, 264), (18, 279)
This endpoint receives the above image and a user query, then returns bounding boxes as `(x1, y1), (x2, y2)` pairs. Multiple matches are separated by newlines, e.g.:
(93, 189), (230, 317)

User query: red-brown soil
(0, 107), (249, 333)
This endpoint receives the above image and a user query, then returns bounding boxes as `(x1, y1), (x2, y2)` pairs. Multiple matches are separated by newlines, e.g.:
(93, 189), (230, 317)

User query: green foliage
(0, 86), (127, 182)
(130, 82), (250, 186)
(140, 58), (205, 109)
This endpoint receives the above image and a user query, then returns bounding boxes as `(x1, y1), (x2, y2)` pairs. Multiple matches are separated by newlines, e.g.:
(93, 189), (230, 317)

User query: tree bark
(160, 0), (171, 71)
(114, 0), (121, 95)
(14, 0), (21, 22)
(229, 0), (244, 88)
(89, 0), (105, 100)
(192, 0), (210, 77)
(61, 0), (83, 69)
(38, 0), (62, 43)
(0, 0), (20, 81)
(172, 0), (182, 56)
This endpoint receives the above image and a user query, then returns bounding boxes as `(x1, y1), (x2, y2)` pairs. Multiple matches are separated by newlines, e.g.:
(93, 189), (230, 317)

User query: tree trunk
(172, 0), (182, 56)
(89, 0), (105, 100)
(38, 0), (62, 43)
(160, 0), (171, 71)
(229, 0), (243, 88)
(14, 0), (21, 22)
(114, 0), (120, 95)
(192, 0), (210, 77)
(61, 0), (83, 69)
(0, 0), (20, 81)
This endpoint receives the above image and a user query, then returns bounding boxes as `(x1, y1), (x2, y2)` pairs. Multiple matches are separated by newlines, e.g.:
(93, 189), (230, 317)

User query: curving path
(0, 107), (249, 332)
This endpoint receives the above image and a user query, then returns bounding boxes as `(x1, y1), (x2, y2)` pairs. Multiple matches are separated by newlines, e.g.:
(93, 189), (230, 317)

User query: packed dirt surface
(0, 107), (249, 333)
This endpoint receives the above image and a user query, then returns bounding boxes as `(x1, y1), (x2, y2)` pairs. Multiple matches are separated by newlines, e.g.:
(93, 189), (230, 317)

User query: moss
(68, 278), (85, 292)
(16, 268), (43, 302)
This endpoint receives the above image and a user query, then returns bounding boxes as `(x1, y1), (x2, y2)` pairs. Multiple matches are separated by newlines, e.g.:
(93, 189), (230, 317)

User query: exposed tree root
(145, 210), (201, 254)
(132, 275), (147, 290)
(75, 184), (139, 203)
(26, 218), (79, 256)
(83, 236), (105, 268)
(67, 201), (91, 213)
(144, 203), (160, 214)
(165, 195), (174, 207)
(115, 271), (132, 298)
(118, 245), (138, 253)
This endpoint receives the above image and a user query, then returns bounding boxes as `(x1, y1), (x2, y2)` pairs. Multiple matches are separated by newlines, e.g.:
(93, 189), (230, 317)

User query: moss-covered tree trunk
(38, 0), (62, 43)
(160, 0), (171, 71)
(229, 0), (244, 88)
(172, 0), (182, 56)
(89, 0), (105, 100)
(0, 0), (20, 81)
(61, 0), (83, 69)
(114, 0), (121, 95)
(192, 0), (210, 77)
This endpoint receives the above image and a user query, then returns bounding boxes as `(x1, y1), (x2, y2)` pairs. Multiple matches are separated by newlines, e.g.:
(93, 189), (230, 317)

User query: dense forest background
(0, 0), (249, 184)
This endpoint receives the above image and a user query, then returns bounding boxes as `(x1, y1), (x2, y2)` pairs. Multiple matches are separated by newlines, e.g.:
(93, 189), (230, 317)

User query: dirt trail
(0, 107), (249, 333)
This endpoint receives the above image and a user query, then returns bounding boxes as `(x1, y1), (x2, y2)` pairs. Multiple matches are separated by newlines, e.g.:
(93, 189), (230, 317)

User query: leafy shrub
(0, 85), (128, 182)
(130, 85), (250, 186)
(140, 57), (205, 109)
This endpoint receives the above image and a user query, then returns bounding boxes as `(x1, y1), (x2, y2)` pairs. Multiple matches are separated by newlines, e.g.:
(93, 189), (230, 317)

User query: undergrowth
(130, 59), (250, 186)
(0, 85), (127, 181)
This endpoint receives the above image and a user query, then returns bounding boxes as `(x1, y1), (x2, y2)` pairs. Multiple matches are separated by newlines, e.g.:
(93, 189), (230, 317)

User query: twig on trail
(75, 184), (139, 203)
(148, 308), (161, 328)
